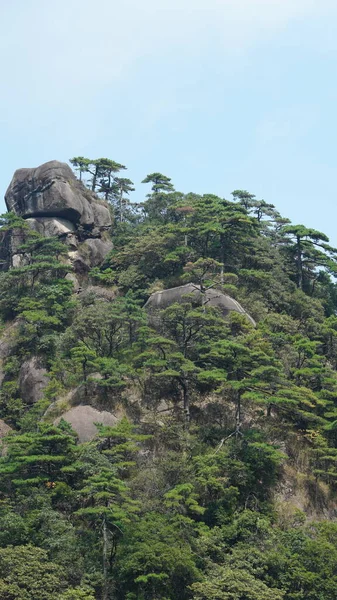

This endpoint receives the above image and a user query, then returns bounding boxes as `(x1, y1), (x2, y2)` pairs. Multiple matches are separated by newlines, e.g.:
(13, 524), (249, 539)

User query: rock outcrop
(5, 161), (111, 227)
(0, 419), (12, 439)
(54, 405), (119, 442)
(145, 283), (256, 326)
(19, 357), (49, 405)
(2, 160), (113, 276)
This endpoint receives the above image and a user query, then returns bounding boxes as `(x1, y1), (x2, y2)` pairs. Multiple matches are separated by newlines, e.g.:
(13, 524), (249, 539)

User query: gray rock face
(19, 357), (49, 405)
(25, 217), (75, 238)
(0, 226), (27, 269)
(5, 160), (112, 228)
(54, 405), (119, 442)
(145, 283), (256, 326)
(0, 322), (21, 359)
(3, 160), (113, 275)
(81, 238), (113, 267)
(91, 202), (113, 229)
(0, 419), (12, 439)
(77, 285), (116, 303)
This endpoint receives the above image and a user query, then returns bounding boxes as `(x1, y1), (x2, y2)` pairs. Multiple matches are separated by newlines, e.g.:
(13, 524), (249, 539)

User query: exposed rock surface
(5, 160), (111, 227)
(54, 405), (119, 442)
(19, 357), (49, 405)
(70, 238), (113, 274)
(0, 322), (21, 359)
(77, 285), (116, 302)
(26, 217), (75, 238)
(0, 419), (12, 439)
(145, 283), (256, 326)
(2, 160), (113, 275)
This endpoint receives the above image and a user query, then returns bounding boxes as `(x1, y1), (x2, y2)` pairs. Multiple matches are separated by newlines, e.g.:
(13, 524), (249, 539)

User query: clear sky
(1, 0), (337, 242)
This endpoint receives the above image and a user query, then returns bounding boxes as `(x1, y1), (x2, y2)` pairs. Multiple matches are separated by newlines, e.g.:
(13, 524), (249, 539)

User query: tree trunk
(120, 190), (123, 222)
(296, 236), (303, 289)
(235, 392), (241, 435)
(181, 379), (190, 427)
(220, 233), (225, 285)
(102, 516), (109, 600)
(92, 165), (98, 192)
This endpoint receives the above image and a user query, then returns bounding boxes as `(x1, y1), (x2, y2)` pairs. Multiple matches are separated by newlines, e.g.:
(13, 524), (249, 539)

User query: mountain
(0, 159), (337, 600)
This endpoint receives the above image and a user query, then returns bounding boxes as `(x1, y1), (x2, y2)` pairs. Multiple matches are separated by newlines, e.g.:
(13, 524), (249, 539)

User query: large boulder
(5, 160), (112, 229)
(54, 405), (119, 442)
(80, 238), (113, 267)
(3, 160), (113, 275)
(92, 202), (113, 229)
(145, 283), (255, 326)
(19, 357), (49, 405)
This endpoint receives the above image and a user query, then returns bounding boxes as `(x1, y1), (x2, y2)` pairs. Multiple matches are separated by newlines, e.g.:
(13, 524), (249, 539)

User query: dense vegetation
(1, 157), (337, 599)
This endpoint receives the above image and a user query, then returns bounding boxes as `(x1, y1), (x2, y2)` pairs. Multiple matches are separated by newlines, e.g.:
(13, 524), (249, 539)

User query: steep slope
(0, 162), (337, 600)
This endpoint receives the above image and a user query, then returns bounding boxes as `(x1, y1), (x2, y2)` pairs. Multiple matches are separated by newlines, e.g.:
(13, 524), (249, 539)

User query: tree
(180, 195), (256, 277)
(135, 334), (200, 424)
(232, 190), (283, 234)
(141, 173), (177, 223)
(69, 157), (126, 194)
(0, 422), (77, 492)
(190, 564), (284, 600)
(232, 189), (257, 211)
(110, 177), (135, 223)
(182, 257), (223, 296)
(75, 422), (142, 600)
(97, 160), (126, 200)
(70, 342), (98, 389)
(134, 301), (226, 423)
(142, 173), (174, 194)
(58, 588), (95, 600)
(69, 157), (91, 182)
(0, 545), (63, 600)
(115, 512), (200, 600)
(0, 215), (73, 347)
(281, 225), (337, 291)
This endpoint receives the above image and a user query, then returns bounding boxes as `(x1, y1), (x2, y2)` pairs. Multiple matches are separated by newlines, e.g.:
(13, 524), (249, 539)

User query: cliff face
(1, 160), (113, 281)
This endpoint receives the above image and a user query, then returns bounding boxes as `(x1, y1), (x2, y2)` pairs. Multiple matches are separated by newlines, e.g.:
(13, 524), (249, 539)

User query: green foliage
(190, 565), (284, 600)
(2, 161), (337, 599)
(0, 544), (63, 599)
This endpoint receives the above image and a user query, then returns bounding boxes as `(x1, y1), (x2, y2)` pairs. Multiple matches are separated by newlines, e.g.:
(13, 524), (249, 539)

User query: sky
(1, 0), (337, 242)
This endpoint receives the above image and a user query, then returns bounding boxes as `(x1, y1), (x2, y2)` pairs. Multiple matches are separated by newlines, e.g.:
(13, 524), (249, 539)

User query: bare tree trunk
(220, 233), (225, 285)
(235, 392), (241, 436)
(120, 190), (123, 222)
(92, 165), (99, 192)
(181, 379), (190, 427)
(102, 516), (109, 600)
(296, 236), (303, 289)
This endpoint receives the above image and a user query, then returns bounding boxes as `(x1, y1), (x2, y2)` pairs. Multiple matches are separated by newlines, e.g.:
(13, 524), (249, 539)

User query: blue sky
(1, 0), (337, 242)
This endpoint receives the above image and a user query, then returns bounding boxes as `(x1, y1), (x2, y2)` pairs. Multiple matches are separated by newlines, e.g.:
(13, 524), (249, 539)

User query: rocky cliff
(1, 160), (113, 283)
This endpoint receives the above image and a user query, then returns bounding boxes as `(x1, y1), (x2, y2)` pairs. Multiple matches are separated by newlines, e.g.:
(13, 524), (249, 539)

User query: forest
(0, 156), (337, 599)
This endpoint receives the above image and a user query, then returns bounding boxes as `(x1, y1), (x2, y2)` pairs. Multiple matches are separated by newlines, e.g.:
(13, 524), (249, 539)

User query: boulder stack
(2, 160), (113, 276)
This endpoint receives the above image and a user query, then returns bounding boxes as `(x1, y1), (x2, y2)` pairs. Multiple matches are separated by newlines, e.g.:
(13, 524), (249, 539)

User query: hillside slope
(0, 162), (337, 599)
